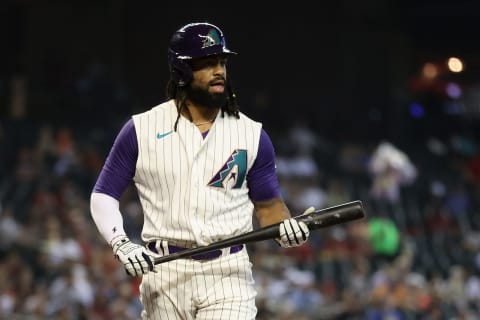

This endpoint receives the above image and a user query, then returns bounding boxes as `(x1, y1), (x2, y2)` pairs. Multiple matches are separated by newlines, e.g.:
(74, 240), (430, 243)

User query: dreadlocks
(166, 77), (240, 132)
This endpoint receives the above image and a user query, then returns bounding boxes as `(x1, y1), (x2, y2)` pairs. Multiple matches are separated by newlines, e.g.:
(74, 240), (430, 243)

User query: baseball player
(90, 22), (312, 320)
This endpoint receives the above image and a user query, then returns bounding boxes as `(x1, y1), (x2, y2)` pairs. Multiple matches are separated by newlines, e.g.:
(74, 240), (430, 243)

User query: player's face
(186, 55), (228, 109)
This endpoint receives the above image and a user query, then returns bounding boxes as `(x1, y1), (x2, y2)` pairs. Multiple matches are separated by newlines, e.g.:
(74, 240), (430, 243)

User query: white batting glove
(275, 218), (310, 248)
(111, 236), (154, 277)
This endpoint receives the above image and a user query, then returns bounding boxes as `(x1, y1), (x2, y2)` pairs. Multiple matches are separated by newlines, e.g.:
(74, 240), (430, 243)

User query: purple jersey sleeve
(247, 129), (281, 202)
(92, 119), (138, 200)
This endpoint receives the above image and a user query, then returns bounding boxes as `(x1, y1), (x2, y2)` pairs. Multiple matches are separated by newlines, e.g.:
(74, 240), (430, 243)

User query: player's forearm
(254, 197), (291, 228)
(90, 192), (127, 245)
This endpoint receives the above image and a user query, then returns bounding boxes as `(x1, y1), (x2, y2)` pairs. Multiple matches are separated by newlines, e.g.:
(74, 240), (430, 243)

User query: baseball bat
(153, 200), (365, 265)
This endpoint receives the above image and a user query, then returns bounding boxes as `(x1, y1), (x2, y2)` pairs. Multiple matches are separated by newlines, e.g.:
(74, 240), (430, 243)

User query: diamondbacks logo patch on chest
(208, 149), (247, 189)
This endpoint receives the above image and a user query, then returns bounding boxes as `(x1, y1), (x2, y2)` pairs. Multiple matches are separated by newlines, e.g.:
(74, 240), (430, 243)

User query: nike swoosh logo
(157, 131), (173, 139)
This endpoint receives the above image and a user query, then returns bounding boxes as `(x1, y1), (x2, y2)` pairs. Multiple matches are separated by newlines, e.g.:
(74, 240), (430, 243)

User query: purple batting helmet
(168, 22), (237, 86)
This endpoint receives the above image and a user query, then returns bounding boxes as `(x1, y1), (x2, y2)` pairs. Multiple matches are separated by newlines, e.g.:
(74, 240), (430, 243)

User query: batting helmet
(168, 22), (237, 86)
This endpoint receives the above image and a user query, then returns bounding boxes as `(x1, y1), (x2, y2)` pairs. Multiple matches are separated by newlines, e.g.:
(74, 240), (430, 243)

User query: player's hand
(111, 236), (154, 276)
(275, 216), (310, 248)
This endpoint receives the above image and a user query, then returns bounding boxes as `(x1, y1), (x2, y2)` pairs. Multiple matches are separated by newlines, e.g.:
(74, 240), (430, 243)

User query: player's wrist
(110, 234), (129, 247)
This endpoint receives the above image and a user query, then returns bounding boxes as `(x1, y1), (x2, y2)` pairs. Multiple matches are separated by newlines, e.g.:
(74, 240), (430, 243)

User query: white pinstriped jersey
(132, 100), (262, 246)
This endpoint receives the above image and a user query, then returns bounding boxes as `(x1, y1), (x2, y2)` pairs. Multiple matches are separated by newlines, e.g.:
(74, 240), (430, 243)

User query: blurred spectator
(368, 215), (401, 264)
(368, 141), (417, 204)
(45, 264), (94, 318)
(464, 267), (480, 313)
(0, 206), (22, 250)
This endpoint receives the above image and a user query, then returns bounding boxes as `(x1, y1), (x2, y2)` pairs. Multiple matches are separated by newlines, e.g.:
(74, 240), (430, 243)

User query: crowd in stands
(1, 72), (480, 319)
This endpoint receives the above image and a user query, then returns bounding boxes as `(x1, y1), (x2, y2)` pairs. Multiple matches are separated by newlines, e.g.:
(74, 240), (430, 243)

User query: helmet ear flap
(171, 61), (192, 87)
(168, 49), (193, 86)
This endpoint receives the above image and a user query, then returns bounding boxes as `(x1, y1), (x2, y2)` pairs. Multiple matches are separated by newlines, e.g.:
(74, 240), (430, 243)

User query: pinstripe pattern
(132, 100), (261, 319)
(140, 249), (257, 320)
(132, 100), (261, 245)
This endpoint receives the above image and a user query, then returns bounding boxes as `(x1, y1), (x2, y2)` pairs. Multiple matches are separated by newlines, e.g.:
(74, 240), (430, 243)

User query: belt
(147, 242), (244, 261)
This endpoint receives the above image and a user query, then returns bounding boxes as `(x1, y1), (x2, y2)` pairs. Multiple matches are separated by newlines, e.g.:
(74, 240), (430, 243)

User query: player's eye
(191, 56), (227, 70)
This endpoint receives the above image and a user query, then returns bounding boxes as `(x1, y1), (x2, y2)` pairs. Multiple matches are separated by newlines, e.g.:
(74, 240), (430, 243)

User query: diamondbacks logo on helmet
(201, 29), (221, 48)
(208, 149), (247, 189)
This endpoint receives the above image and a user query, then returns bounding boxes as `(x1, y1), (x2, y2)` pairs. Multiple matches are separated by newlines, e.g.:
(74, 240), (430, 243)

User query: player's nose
(212, 63), (225, 76)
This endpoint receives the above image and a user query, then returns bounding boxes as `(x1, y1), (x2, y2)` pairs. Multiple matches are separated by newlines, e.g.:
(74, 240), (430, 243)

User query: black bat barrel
(298, 200), (365, 231)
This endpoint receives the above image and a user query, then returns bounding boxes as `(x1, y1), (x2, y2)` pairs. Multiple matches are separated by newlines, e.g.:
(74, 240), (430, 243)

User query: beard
(185, 85), (228, 109)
